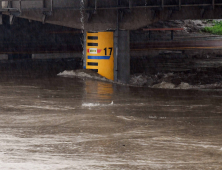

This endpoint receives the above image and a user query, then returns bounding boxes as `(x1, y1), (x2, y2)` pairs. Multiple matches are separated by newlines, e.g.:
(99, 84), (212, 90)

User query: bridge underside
(1, 0), (222, 31)
(1, 0), (222, 83)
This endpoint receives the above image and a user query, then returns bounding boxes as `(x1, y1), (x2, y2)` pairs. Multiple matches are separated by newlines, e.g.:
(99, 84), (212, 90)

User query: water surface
(0, 74), (221, 170)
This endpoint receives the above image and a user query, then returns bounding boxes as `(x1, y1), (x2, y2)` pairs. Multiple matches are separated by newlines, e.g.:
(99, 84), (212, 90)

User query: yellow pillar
(86, 32), (114, 81)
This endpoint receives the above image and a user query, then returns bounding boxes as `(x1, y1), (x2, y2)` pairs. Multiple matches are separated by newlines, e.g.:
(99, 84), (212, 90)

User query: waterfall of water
(80, 0), (85, 63)
(80, 0), (85, 30)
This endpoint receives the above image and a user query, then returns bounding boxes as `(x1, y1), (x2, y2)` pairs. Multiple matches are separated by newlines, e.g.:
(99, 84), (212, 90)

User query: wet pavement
(0, 74), (222, 170)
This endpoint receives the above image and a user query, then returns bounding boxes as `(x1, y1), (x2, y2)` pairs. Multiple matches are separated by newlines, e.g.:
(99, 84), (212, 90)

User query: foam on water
(3, 104), (75, 111)
(116, 116), (136, 121)
(131, 74), (222, 90)
(58, 70), (222, 90)
(58, 70), (110, 82)
(152, 82), (176, 89)
(82, 103), (101, 107)
(153, 81), (222, 90)
(82, 101), (114, 107)
(152, 81), (195, 89)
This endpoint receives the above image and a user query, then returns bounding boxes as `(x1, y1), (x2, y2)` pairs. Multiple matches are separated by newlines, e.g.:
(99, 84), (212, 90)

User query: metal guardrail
(52, 0), (221, 11)
(81, 3), (221, 11)
(0, 0), (220, 12)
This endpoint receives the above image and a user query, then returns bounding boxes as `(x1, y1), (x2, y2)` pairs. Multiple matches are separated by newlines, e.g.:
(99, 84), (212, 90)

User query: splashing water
(80, 0), (85, 63)
(82, 101), (114, 107)
(80, 0), (85, 30)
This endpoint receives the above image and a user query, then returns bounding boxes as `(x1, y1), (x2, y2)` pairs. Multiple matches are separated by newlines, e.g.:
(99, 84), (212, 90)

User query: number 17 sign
(86, 32), (114, 80)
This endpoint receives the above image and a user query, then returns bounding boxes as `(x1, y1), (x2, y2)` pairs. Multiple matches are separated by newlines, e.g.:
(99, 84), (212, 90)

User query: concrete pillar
(83, 31), (87, 69)
(84, 30), (130, 84)
(114, 30), (130, 84)
(0, 14), (2, 25)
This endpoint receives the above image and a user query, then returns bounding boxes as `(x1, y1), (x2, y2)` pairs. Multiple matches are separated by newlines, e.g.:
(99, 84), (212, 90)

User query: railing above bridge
(0, 0), (221, 12)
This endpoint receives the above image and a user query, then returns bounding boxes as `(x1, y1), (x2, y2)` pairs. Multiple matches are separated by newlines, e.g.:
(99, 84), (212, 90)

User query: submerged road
(0, 71), (221, 170)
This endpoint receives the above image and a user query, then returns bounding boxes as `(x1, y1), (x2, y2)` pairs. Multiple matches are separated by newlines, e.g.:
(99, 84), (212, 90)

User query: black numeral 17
(104, 47), (113, 55)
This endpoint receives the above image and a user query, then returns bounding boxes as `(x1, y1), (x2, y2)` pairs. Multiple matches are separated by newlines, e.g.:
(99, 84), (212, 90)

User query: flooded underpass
(1, 2), (222, 169)
(0, 68), (221, 170)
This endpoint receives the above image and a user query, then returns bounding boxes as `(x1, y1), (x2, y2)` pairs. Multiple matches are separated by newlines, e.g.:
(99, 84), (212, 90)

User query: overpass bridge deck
(1, 0), (222, 12)
(1, 0), (222, 83)
(1, 0), (222, 30)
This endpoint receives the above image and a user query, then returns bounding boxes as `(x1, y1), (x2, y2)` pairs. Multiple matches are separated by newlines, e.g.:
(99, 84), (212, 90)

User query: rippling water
(0, 71), (221, 170)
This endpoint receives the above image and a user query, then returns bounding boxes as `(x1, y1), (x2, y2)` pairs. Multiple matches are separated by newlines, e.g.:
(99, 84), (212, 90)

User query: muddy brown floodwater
(0, 74), (221, 170)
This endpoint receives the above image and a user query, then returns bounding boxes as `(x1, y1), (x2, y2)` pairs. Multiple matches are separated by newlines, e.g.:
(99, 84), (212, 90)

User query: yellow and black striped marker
(86, 32), (114, 80)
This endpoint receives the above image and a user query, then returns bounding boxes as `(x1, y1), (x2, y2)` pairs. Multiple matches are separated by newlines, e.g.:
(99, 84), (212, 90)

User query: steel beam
(83, 31), (86, 69)
(171, 30), (174, 40)
(0, 13), (2, 24)
(19, 0), (21, 12)
(129, 0), (132, 9)
(1, 1), (221, 11)
(50, 0), (53, 13)
(212, 0), (215, 10)
(94, 0), (97, 13)
(114, 1), (119, 82)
